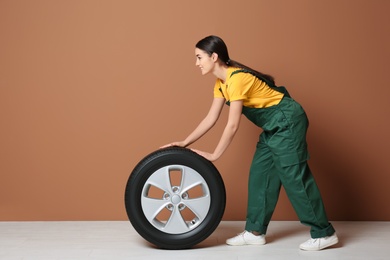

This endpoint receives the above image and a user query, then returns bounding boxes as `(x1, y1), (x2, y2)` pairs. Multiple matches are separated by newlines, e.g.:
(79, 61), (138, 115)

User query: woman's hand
(160, 141), (186, 149)
(191, 149), (218, 162)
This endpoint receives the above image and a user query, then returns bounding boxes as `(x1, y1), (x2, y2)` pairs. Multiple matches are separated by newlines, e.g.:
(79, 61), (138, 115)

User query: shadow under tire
(124, 147), (226, 249)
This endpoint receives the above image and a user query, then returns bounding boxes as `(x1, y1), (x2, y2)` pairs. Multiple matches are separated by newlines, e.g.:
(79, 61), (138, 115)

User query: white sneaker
(226, 231), (266, 246)
(299, 233), (339, 251)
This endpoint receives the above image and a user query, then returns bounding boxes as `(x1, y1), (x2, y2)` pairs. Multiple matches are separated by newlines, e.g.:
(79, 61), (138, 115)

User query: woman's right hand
(160, 141), (187, 149)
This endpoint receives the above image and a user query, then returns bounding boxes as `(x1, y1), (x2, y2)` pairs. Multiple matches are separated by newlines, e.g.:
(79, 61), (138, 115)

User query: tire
(124, 147), (226, 249)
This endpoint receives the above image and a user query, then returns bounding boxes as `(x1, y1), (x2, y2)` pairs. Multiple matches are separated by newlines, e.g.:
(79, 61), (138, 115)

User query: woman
(163, 35), (338, 251)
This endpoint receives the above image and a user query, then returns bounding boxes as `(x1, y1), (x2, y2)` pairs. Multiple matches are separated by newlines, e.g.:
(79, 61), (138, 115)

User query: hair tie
(226, 59), (231, 65)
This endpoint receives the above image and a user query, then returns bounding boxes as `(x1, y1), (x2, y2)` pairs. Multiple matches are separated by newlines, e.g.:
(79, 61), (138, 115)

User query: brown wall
(1, 0), (389, 221)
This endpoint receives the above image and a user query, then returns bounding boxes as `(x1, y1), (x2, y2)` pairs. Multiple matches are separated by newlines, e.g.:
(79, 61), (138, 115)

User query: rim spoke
(144, 167), (172, 193)
(141, 197), (169, 222)
(163, 207), (189, 233)
(180, 167), (205, 193)
(184, 196), (211, 220)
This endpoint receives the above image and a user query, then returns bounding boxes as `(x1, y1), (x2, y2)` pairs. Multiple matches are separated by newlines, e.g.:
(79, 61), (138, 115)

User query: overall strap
(230, 69), (290, 97)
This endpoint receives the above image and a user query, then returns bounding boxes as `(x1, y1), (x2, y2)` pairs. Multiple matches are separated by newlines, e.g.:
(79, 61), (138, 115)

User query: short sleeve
(213, 80), (224, 98)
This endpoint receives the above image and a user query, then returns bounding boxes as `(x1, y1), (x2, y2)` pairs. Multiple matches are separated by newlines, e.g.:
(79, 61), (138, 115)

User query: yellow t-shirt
(213, 67), (284, 108)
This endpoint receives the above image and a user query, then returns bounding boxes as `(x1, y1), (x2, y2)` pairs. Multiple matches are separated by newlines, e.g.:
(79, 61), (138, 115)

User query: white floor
(0, 221), (389, 260)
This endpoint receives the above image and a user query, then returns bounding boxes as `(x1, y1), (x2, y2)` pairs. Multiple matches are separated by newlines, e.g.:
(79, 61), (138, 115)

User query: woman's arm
(162, 97), (225, 148)
(192, 100), (243, 161)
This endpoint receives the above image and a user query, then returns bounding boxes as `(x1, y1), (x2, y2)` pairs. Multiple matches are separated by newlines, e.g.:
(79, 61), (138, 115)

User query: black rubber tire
(124, 147), (226, 249)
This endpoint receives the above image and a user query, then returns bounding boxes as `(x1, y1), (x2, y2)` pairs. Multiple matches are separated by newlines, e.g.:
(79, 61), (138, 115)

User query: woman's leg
(245, 139), (282, 235)
(270, 106), (335, 238)
(275, 159), (335, 238)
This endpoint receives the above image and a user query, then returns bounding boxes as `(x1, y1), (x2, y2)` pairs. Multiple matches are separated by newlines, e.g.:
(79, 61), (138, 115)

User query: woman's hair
(195, 35), (275, 85)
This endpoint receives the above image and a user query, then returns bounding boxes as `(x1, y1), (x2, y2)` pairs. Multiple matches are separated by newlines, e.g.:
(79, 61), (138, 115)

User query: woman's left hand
(191, 149), (218, 162)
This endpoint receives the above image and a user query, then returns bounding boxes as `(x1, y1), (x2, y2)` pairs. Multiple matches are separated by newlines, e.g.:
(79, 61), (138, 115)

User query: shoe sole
(226, 241), (266, 246)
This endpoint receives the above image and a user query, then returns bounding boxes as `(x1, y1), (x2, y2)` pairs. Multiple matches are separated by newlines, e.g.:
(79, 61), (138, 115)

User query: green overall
(228, 71), (335, 238)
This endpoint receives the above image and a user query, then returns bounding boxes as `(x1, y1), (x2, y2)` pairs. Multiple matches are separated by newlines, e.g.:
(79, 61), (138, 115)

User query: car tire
(124, 147), (226, 249)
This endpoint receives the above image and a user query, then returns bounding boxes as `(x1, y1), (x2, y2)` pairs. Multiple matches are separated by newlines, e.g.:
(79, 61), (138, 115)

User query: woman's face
(195, 48), (215, 75)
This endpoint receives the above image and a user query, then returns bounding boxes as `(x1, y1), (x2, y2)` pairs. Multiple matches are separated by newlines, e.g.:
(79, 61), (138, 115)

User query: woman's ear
(211, 52), (219, 62)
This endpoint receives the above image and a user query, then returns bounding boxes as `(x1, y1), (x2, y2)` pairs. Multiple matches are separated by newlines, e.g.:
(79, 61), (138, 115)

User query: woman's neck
(213, 64), (229, 83)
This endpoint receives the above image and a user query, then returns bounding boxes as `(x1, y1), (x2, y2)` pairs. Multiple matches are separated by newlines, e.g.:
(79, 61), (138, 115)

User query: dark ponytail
(195, 35), (275, 85)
